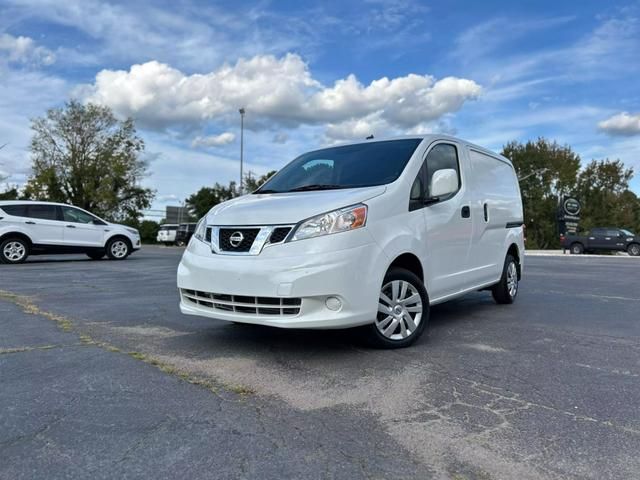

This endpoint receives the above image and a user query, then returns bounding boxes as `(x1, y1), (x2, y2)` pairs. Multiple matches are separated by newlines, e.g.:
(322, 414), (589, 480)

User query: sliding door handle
(461, 206), (471, 218)
(25, 221), (36, 224)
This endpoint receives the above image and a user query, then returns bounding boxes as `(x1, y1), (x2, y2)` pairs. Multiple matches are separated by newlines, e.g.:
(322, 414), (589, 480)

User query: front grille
(219, 228), (260, 252)
(181, 289), (301, 316)
(269, 227), (292, 244)
(205, 227), (211, 243)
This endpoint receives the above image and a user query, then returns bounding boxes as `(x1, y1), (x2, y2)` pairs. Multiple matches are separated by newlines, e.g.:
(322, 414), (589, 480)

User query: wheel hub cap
(376, 279), (423, 341)
(507, 262), (518, 298)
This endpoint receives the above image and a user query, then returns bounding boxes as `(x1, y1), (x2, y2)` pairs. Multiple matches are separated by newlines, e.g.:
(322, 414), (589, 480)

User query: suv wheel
(628, 243), (640, 257)
(492, 254), (519, 304)
(106, 238), (131, 260)
(365, 268), (430, 349)
(570, 243), (584, 255)
(1, 237), (29, 264)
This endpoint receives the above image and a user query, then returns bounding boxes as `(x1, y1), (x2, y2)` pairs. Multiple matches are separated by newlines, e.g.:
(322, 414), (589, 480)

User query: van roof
(329, 134), (512, 165)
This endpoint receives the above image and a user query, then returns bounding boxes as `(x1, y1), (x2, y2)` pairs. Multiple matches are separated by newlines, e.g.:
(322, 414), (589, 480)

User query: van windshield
(255, 139), (422, 193)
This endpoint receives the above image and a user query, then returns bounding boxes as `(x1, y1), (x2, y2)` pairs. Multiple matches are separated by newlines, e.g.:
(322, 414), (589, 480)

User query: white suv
(0, 201), (141, 264)
(177, 135), (524, 348)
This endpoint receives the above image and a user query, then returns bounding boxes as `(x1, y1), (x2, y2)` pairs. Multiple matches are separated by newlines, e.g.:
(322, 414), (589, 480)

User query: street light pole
(239, 107), (245, 195)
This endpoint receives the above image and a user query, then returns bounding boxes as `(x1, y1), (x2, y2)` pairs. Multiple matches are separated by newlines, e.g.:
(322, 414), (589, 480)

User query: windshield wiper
(287, 184), (346, 192)
(253, 189), (281, 194)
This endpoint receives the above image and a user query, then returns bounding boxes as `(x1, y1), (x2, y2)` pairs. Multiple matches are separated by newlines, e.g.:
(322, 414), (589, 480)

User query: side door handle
(25, 221), (36, 225)
(461, 206), (471, 218)
(66, 225), (77, 229)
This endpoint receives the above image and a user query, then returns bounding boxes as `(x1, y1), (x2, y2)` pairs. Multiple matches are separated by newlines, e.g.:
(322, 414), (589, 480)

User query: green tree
(502, 138), (581, 249)
(186, 170), (276, 219)
(0, 187), (19, 200)
(138, 220), (161, 244)
(244, 170), (276, 192)
(576, 159), (639, 233)
(24, 100), (154, 221)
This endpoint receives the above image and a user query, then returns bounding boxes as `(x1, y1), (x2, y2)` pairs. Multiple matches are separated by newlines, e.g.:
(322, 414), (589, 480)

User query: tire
(570, 243), (584, 255)
(364, 268), (430, 349)
(106, 237), (131, 260)
(492, 254), (519, 304)
(0, 237), (29, 264)
(628, 243), (640, 257)
(86, 251), (105, 260)
(164, 242), (173, 247)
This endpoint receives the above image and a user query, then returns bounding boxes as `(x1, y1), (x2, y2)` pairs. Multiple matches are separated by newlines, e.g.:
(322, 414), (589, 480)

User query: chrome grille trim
(209, 225), (295, 256)
(181, 289), (301, 316)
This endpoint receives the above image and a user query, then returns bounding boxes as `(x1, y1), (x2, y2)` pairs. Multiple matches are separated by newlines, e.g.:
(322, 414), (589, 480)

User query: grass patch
(0, 290), (73, 332)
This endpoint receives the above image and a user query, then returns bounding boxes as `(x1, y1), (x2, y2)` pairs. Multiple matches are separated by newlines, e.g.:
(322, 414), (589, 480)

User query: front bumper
(177, 234), (387, 329)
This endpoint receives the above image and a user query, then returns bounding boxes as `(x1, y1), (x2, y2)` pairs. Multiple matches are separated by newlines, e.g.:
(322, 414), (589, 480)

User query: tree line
(1, 102), (638, 248)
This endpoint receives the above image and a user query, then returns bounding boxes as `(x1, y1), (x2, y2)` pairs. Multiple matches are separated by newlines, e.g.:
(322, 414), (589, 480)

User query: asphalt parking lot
(2, 247), (639, 480)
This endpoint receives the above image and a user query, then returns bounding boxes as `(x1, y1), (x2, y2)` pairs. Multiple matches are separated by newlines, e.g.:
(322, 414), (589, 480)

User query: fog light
(325, 296), (342, 311)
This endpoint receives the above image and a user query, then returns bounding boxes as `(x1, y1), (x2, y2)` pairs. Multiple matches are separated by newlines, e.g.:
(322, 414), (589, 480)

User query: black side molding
(506, 221), (524, 228)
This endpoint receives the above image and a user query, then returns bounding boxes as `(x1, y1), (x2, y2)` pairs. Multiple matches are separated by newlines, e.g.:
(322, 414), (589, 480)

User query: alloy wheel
(507, 261), (518, 298)
(3, 241), (26, 262)
(376, 280), (423, 340)
(110, 240), (128, 259)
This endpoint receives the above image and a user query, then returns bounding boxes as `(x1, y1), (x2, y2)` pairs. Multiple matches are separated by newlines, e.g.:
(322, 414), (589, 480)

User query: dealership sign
(558, 196), (581, 235)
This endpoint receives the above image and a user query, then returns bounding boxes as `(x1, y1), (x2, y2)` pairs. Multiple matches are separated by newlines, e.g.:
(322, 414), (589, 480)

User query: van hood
(206, 185), (386, 225)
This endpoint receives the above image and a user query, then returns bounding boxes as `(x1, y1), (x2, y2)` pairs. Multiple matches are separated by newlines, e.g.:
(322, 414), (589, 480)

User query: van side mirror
(429, 169), (458, 198)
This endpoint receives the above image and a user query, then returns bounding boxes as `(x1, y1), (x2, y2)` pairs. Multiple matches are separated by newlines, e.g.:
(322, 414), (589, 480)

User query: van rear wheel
(492, 254), (518, 304)
(364, 268), (429, 349)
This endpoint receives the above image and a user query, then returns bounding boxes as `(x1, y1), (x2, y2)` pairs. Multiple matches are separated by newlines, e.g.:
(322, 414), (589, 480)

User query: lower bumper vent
(181, 289), (301, 316)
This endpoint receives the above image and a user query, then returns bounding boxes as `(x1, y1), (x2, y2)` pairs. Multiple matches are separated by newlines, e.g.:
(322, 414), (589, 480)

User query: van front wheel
(492, 254), (518, 304)
(365, 268), (430, 349)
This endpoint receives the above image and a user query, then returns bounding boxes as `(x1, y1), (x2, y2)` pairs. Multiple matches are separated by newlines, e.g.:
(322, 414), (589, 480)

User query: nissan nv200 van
(177, 135), (524, 348)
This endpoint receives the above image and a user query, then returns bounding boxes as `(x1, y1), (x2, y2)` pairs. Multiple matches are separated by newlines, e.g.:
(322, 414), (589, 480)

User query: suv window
(62, 206), (96, 224)
(27, 204), (58, 220)
(606, 229), (620, 237)
(1, 204), (28, 217)
(426, 144), (460, 196)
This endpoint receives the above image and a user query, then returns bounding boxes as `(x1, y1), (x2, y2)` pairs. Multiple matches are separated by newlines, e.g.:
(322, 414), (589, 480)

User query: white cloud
(598, 112), (640, 136)
(83, 54), (482, 138)
(272, 133), (289, 144)
(0, 33), (56, 65)
(191, 132), (236, 148)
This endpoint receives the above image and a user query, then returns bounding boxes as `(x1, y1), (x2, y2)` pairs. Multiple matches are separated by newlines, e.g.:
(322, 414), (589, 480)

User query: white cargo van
(177, 135), (524, 348)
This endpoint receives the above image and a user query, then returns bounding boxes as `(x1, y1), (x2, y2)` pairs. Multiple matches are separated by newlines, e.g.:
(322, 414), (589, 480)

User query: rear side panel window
(62, 206), (96, 224)
(27, 204), (58, 220)
(1, 204), (28, 217)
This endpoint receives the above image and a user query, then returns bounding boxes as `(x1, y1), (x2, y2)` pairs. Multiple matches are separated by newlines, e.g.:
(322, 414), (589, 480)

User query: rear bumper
(177, 236), (388, 329)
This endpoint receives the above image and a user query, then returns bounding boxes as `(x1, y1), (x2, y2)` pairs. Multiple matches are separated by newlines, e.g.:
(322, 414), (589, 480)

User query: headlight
(194, 217), (207, 242)
(290, 204), (367, 242)
(126, 227), (139, 235)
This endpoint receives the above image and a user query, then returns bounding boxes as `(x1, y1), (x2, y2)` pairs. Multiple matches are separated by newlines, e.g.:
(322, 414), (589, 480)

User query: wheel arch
(105, 234), (132, 249)
(0, 231), (33, 247)
(507, 243), (521, 279)
(386, 252), (424, 282)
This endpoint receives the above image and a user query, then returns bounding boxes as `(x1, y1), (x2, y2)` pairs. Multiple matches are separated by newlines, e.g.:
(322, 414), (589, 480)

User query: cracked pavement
(1, 247), (639, 479)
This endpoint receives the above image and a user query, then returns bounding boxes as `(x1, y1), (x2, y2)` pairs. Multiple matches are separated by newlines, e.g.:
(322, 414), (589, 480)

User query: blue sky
(1, 0), (639, 214)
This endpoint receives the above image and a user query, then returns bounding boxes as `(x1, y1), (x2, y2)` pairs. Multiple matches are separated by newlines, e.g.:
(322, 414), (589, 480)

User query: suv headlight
(290, 204), (367, 242)
(125, 227), (139, 235)
(194, 217), (207, 242)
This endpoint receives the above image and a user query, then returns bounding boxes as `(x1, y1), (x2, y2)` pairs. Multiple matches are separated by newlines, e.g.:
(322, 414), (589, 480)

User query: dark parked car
(561, 228), (640, 256)
(175, 223), (196, 246)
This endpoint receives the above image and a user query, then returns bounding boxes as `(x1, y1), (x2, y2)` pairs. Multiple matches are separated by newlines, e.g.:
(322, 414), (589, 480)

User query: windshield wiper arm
(253, 189), (281, 194)
(287, 184), (345, 192)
